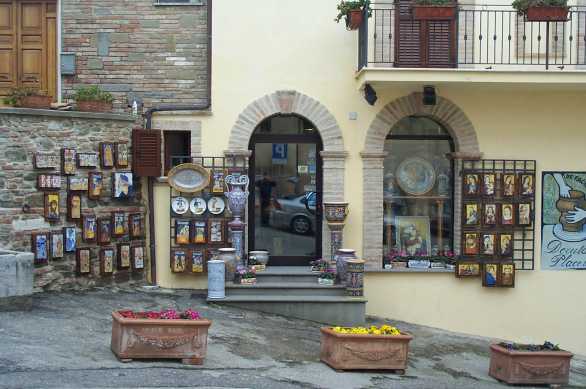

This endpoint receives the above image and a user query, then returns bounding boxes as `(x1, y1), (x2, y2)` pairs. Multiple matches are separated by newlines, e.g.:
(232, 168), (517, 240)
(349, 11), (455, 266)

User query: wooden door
(0, 0), (56, 100)
(394, 0), (457, 68)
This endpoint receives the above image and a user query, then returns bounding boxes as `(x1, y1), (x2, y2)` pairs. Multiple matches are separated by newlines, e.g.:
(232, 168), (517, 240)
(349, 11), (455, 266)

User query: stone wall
(61, 0), (209, 111)
(0, 109), (147, 291)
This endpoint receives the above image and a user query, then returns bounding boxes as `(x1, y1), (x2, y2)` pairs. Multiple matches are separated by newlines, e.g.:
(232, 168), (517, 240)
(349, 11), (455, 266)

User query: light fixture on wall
(364, 84), (377, 106)
(423, 85), (436, 106)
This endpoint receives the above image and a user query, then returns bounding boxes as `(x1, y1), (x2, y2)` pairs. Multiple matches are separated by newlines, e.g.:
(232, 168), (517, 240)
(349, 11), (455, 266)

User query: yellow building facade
(149, 0), (586, 355)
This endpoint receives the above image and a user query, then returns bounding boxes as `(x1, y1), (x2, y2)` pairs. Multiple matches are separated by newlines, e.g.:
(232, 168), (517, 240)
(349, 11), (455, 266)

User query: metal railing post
(358, 6), (369, 69)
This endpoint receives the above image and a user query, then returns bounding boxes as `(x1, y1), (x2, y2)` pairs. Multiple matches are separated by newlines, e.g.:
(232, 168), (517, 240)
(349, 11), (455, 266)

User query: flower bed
(489, 342), (573, 385)
(320, 325), (412, 371)
(111, 309), (211, 365)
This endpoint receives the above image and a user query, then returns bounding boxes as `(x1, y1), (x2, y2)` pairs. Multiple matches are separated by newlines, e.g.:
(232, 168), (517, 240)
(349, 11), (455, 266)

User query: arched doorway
(248, 114), (323, 266)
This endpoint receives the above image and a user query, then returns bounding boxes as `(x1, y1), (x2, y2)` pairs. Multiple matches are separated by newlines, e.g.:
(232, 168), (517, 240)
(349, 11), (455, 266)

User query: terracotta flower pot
(413, 5), (457, 20)
(489, 344), (573, 385)
(20, 95), (52, 109)
(77, 100), (113, 113)
(110, 311), (212, 365)
(320, 327), (412, 371)
(526, 6), (569, 22)
(346, 9), (363, 30)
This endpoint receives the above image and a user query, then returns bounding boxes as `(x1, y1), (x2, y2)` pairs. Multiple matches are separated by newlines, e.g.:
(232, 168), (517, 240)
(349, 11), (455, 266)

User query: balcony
(356, 2), (586, 87)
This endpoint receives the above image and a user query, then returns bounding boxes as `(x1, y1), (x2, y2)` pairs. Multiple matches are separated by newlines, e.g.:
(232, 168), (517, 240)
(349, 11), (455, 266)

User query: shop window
(383, 116), (454, 259)
(164, 131), (191, 175)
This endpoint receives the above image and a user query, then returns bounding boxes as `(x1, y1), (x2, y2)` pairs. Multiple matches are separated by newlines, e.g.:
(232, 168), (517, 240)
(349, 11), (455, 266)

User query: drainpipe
(142, 0), (213, 285)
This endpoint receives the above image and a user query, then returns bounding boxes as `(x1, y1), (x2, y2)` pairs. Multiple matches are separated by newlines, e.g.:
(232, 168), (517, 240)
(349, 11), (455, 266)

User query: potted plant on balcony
(334, 0), (372, 30)
(3, 87), (52, 109)
(413, 0), (457, 20)
(512, 0), (569, 21)
(320, 325), (413, 372)
(74, 85), (114, 112)
(489, 341), (573, 385)
(111, 308), (212, 365)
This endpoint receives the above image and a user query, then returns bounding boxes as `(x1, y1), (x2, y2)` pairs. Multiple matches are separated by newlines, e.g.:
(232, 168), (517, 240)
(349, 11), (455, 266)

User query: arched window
(383, 116), (455, 260)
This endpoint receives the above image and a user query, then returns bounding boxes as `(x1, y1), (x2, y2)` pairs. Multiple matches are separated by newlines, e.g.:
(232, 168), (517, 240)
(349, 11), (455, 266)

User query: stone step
(225, 282), (346, 297)
(207, 295), (367, 327)
(253, 266), (321, 283)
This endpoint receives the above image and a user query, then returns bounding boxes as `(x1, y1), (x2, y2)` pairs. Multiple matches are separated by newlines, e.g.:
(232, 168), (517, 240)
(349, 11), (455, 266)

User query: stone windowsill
(366, 267), (455, 274)
(0, 107), (136, 122)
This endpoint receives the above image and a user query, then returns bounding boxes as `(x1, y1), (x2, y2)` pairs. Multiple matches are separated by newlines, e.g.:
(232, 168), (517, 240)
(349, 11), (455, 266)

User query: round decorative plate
(171, 196), (189, 215)
(190, 197), (207, 215)
(167, 163), (211, 194)
(207, 196), (226, 215)
(396, 157), (436, 196)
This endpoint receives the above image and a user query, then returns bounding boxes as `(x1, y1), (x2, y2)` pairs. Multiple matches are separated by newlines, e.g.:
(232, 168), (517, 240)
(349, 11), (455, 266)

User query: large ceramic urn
(225, 175), (250, 264)
(556, 190), (586, 232)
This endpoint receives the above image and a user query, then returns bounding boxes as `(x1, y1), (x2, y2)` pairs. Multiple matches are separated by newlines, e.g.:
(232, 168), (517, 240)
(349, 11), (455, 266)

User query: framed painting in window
(395, 216), (431, 256)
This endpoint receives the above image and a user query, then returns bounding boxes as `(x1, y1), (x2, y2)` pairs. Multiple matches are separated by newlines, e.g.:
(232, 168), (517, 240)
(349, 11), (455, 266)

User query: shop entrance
(248, 114), (323, 266)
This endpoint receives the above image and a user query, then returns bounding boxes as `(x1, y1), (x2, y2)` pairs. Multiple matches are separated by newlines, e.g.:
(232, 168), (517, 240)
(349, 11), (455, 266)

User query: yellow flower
(331, 324), (402, 336)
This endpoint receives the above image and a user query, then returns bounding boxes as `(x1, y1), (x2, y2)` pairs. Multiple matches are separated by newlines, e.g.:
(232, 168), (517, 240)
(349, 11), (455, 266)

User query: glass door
(249, 137), (322, 266)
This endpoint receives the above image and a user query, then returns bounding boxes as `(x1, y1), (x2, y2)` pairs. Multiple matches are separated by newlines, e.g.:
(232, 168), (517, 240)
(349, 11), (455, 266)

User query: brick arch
(226, 90), (348, 260)
(363, 92), (479, 154)
(361, 93), (481, 270)
(228, 90), (344, 152)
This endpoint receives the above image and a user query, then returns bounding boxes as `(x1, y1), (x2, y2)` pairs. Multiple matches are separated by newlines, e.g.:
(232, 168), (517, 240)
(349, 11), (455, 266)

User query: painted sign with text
(541, 172), (586, 270)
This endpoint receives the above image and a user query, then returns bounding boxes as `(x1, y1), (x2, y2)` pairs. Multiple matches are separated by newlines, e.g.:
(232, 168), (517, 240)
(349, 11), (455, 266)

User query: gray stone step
(225, 282), (346, 297)
(208, 295), (367, 327)
(253, 266), (321, 283)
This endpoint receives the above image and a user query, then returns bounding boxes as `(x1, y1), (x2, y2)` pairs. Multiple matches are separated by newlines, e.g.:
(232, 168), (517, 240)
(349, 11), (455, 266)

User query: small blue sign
(272, 144), (288, 165)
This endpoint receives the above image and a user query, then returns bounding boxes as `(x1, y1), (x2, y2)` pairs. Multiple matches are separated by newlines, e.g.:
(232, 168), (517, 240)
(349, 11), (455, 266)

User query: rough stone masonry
(0, 110), (146, 292)
(61, 0), (209, 111)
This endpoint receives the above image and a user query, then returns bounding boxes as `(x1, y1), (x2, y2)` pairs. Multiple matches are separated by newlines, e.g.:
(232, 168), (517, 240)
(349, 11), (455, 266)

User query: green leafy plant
(319, 270), (336, 280)
(334, 0), (372, 23)
(511, 0), (568, 15)
(414, 0), (454, 5)
(2, 87), (47, 106)
(74, 85), (114, 103)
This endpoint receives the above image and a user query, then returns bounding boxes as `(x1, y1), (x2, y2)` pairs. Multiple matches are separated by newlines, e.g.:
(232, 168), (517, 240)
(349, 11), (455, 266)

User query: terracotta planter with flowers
(526, 6), (569, 21)
(111, 309), (212, 365)
(413, 5), (457, 20)
(20, 95), (52, 109)
(320, 326), (412, 372)
(77, 100), (113, 113)
(489, 343), (573, 385)
(346, 9), (364, 30)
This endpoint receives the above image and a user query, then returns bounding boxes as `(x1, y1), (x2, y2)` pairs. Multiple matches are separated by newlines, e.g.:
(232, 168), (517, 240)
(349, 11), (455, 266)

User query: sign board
(272, 144), (288, 165)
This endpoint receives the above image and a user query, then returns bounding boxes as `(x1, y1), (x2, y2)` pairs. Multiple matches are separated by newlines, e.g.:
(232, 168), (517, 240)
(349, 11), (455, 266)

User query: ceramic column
(323, 202), (349, 261)
(207, 260), (225, 299)
(225, 174), (250, 266)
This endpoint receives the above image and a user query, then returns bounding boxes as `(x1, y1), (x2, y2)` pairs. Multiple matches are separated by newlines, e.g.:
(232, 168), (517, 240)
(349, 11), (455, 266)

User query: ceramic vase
(249, 250), (269, 266)
(218, 248), (237, 279)
(207, 260), (225, 299)
(335, 248), (357, 285)
(345, 258), (365, 297)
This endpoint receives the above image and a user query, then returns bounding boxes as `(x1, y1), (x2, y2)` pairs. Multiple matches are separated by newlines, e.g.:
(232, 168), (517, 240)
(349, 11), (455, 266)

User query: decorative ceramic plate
(190, 197), (207, 215)
(396, 157), (436, 196)
(171, 196), (189, 215)
(167, 163), (211, 193)
(207, 196), (225, 215)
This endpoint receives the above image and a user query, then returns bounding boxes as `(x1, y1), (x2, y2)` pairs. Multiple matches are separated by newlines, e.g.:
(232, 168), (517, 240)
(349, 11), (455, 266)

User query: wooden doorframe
(248, 133), (324, 266)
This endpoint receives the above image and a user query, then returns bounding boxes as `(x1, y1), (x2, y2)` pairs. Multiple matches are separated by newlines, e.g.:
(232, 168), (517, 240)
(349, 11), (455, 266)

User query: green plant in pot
(512, 0), (568, 21)
(3, 87), (52, 109)
(413, 0), (457, 20)
(334, 0), (372, 30)
(74, 85), (114, 113)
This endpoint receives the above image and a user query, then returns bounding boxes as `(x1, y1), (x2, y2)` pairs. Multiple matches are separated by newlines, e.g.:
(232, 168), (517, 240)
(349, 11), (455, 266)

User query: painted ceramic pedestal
(207, 260), (225, 299)
(324, 202), (349, 262)
(346, 258), (365, 297)
(225, 175), (250, 265)
(335, 248), (357, 286)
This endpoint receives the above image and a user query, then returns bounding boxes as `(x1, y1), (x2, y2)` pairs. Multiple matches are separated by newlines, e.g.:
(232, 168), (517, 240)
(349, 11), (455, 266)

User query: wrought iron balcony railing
(358, 3), (586, 70)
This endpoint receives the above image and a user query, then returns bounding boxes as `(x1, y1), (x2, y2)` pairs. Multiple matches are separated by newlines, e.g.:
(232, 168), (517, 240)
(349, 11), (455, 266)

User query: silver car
(270, 192), (316, 235)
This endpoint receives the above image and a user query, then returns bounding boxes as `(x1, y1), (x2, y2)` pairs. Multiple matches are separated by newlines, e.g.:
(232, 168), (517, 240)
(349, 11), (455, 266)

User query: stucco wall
(150, 0), (586, 355)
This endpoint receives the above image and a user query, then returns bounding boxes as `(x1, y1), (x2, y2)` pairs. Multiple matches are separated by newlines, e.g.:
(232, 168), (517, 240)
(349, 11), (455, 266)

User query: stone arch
(361, 92), (481, 269)
(364, 92), (479, 154)
(227, 90), (345, 152)
(225, 90), (348, 260)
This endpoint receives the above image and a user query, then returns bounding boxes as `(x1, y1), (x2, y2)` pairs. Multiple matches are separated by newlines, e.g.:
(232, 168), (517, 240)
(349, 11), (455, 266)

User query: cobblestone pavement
(0, 287), (584, 389)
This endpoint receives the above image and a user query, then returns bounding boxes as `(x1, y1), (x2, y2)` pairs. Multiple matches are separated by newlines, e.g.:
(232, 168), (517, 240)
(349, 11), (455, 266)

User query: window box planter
(346, 9), (364, 30)
(20, 95), (52, 109)
(489, 344), (573, 385)
(526, 6), (569, 22)
(320, 327), (412, 372)
(110, 311), (212, 365)
(413, 5), (457, 20)
(77, 101), (113, 113)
